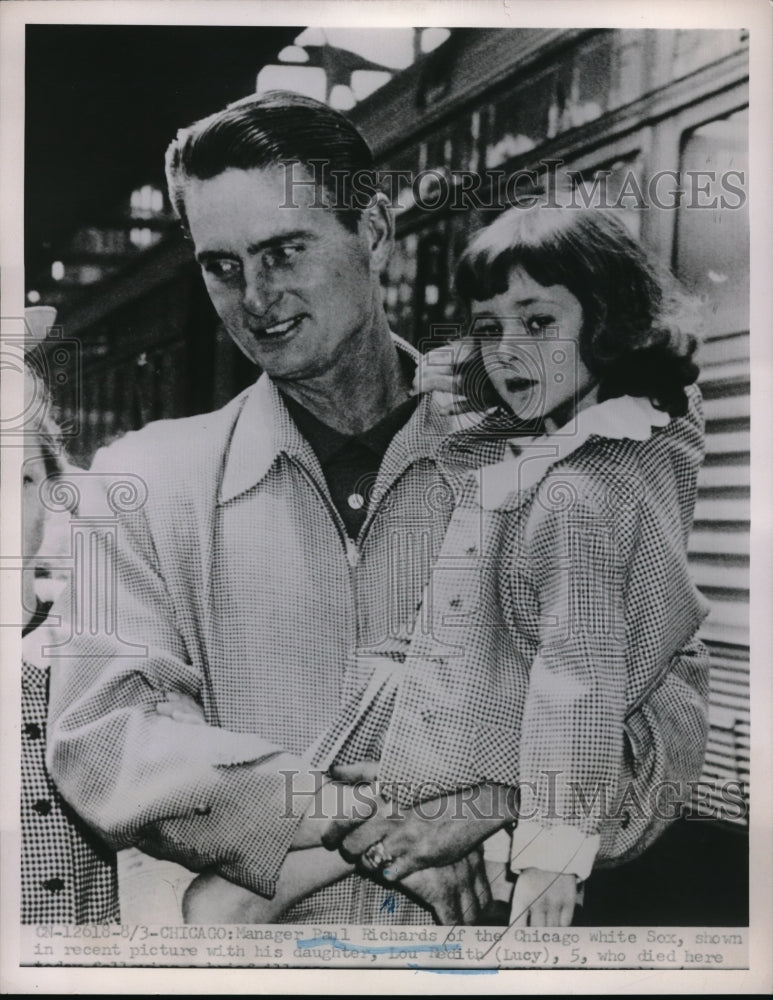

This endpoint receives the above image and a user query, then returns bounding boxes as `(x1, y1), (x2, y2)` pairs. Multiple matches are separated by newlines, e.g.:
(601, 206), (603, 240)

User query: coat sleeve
(45, 445), (311, 898)
(505, 464), (642, 879)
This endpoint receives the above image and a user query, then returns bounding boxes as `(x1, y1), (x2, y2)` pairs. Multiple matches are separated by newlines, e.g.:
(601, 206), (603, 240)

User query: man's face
(184, 165), (381, 381)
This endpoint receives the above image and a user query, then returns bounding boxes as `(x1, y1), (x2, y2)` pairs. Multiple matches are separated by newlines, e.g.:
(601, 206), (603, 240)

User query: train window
(674, 107), (749, 337)
(669, 29), (748, 82)
(567, 32), (613, 127)
(568, 153), (644, 239)
(486, 69), (554, 167)
(608, 30), (647, 109)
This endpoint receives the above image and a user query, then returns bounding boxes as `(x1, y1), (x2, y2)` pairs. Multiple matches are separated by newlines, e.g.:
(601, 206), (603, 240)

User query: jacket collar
(476, 395), (672, 510)
(218, 335), (450, 504)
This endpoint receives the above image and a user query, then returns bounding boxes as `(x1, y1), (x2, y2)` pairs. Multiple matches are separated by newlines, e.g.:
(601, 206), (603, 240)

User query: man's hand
(410, 339), (477, 415)
(155, 690), (207, 724)
(323, 773), (517, 881)
(397, 849), (492, 925)
(509, 868), (578, 927)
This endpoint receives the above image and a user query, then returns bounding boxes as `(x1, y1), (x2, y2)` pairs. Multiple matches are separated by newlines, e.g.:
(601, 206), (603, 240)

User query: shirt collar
(280, 388), (419, 467)
(476, 395), (672, 510)
(219, 335), (449, 503)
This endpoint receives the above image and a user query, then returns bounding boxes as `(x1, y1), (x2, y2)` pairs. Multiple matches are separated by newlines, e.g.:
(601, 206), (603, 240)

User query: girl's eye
(473, 318), (503, 339)
(203, 259), (241, 281)
(525, 315), (556, 335)
(263, 244), (303, 270)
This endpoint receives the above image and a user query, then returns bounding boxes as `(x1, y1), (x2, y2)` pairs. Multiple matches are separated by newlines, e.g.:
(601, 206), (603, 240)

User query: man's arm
(44, 457), (315, 898)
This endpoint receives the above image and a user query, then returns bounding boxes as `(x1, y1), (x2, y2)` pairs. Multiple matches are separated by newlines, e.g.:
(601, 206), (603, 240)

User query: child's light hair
(24, 358), (65, 479)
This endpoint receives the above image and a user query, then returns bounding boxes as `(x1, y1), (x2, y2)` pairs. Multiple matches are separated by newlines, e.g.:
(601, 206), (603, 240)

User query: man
(46, 92), (506, 925)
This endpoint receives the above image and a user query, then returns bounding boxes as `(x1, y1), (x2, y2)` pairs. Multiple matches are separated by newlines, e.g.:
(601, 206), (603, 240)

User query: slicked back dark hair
(165, 90), (377, 234)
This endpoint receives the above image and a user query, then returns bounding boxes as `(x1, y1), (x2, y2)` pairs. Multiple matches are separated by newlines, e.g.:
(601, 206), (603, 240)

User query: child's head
(455, 206), (699, 424)
(23, 360), (64, 563)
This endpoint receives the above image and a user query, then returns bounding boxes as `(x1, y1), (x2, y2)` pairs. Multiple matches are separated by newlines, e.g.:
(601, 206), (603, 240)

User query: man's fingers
(431, 875), (462, 926)
(340, 817), (393, 858)
(458, 858), (481, 925)
(412, 341), (475, 396)
(470, 852), (493, 912)
(329, 760), (379, 784)
(155, 701), (205, 724)
(320, 815), (365, 850)
(173, 710), (205, 724)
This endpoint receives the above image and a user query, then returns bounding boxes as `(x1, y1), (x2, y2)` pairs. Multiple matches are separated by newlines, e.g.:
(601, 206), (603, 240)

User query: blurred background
(24, 24), (750, 923)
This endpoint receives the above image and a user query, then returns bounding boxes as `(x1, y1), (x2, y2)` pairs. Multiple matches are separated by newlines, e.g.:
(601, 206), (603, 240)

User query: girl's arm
(498, 467), (639, 925)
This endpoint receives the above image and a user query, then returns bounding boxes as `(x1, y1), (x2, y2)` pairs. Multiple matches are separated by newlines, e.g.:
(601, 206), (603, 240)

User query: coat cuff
(509, 822), (601, 882)
(136, 751), (315, 899)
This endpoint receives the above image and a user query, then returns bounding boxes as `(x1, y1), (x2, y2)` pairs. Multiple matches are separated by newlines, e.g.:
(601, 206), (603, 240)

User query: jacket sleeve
(506, 465), (641, 878)
(45, 448), (310, 898)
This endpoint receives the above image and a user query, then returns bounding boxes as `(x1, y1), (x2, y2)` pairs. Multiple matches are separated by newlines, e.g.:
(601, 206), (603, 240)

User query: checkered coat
(46, 340), (491, 924)
(46, 337), (709, 919)
(375, 389), (711, 873)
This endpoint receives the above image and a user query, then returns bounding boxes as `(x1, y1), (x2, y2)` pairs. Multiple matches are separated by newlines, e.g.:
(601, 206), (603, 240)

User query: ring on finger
(361, 839), (394, 872)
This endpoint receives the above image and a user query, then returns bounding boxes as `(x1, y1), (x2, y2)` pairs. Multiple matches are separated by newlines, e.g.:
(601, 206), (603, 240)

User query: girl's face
(474, 266), (596, 426)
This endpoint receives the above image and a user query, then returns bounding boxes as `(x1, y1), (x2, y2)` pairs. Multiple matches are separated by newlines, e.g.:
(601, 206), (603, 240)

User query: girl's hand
(411, 340), (477, 415)
(155, 690), (206, 725)
(509, 868), (578, 927)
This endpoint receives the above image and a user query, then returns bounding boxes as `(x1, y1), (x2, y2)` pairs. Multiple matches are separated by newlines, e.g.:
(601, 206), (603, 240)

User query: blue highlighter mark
(407, 964), (498, 975)
(296, 935), (461, 957)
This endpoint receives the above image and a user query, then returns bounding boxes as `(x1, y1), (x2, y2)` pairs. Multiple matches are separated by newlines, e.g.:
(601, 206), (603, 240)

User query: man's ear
(362, 192), (394, 272)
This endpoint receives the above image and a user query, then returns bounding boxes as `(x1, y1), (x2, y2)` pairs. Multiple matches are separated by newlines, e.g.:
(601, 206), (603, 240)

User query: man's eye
(23, 474), (33, 486)
(203, 259), (241, 280)
(263, 245), (303, 270)
(525, 315), (556, 335)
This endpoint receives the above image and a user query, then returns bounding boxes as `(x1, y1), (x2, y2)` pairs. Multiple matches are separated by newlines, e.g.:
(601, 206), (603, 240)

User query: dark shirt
(281, 392), (418, 537)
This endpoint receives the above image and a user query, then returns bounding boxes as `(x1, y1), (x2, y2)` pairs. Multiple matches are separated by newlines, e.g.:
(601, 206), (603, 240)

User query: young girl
(21, 355), (119, 923)
(161, 205), (710, 927)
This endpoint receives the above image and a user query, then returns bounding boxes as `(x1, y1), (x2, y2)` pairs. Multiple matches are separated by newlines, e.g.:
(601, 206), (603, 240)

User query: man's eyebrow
(195, 231), (318, 263)
(246, 231), (318, 255)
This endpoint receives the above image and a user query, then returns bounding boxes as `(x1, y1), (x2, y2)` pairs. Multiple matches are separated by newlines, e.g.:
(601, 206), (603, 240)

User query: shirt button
(347, 493), (365, 510)
(466, 545), (477, 556)
(24, 723), (42, 740)
(43, 877), (65, 893)
(448, 596), (462, 609)
(620, 811), (631, 830)
(33, 799), (52, 815)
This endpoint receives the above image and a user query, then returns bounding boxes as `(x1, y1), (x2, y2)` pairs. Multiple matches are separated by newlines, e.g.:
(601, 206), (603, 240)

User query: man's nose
(241, 261), (278, 316)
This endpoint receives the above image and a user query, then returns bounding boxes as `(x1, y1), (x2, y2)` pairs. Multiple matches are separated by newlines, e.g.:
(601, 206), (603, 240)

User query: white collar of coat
(475, 395), (671, 511)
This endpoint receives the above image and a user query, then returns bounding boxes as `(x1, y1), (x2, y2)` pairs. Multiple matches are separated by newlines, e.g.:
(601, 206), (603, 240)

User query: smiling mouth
(251, 314), (306, 340)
